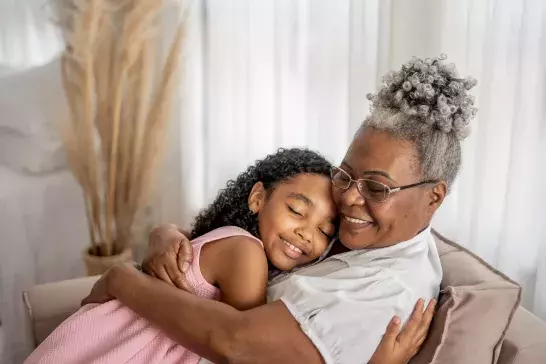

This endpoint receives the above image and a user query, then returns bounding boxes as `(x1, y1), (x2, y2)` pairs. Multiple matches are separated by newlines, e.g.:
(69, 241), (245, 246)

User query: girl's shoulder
(198, 226), (267, 284)
(200, 227), (267, 272)
(199, 227), (269, 310)
(191, 226), (263, 248)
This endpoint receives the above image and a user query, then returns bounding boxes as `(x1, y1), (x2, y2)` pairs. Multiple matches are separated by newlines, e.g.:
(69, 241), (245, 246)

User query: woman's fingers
(177, 235), (193, 273)
(173, 276), (196, 293)
(166, 261), (195, 293)
(154, 266), (175, 286)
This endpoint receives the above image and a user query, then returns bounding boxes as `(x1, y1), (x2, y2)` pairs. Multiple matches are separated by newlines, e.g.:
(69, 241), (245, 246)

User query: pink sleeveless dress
(24, 226), (263, 364)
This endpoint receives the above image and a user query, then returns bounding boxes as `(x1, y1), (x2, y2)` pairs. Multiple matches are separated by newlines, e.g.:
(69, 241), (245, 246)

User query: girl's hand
(369, 298), (436, 364)
(142, 224), (195, 293)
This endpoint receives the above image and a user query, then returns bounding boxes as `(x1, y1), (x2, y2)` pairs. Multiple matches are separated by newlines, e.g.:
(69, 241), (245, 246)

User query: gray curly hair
(364, 54), (478, 189)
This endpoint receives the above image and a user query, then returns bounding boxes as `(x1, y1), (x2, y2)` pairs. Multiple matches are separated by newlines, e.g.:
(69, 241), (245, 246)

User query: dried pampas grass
(57, 0), (185, 256)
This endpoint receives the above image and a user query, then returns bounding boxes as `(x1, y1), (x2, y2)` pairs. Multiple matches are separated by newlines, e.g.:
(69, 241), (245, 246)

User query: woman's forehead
(343, 129), (418, 181)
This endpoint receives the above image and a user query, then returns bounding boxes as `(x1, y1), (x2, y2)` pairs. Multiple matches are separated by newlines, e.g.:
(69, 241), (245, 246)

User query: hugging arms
(83, 224), (435, 364)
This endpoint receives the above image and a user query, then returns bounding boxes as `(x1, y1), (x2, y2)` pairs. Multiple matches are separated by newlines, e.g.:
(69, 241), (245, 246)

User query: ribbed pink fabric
(24, 226), (263, 364)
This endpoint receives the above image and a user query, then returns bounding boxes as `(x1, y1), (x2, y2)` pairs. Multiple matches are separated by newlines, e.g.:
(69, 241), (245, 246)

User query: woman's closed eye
(363, 180), (389, 193)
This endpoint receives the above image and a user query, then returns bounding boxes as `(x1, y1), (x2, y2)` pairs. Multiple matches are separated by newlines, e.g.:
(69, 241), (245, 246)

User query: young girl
(25, 148), (339, 364)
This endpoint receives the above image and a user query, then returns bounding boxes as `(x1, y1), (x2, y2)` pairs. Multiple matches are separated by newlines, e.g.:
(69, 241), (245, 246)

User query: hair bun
(366, 54), (478, 140)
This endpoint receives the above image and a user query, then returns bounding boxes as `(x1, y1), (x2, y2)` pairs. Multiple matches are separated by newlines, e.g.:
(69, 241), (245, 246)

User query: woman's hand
(80, 264), (134, 306)
(142, 223), (195, 292)
(369, 298), (436, 364)
(81, 273), (113, 306)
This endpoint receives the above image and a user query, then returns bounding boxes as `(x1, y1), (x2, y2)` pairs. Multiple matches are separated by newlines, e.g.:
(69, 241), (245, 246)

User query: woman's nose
(341, 182), (365, 207)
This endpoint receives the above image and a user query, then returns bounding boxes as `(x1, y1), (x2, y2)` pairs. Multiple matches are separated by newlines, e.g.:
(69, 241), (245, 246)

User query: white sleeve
(278, 271), (416, 364)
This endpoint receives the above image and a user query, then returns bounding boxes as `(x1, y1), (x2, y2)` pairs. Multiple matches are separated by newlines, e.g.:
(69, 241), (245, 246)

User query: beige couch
(22, 253), (546, 364)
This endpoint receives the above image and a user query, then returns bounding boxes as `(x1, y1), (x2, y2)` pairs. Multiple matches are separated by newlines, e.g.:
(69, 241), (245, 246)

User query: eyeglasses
(330, 166), (438, 203)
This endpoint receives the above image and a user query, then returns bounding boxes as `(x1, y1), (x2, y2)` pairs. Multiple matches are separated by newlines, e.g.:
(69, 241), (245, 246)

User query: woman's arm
(83, 263), (435, 364)
(101, 264), (322, 364)
(138, 224), (438, 364)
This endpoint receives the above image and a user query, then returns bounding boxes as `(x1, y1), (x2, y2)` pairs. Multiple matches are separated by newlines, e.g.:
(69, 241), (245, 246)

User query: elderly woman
(83, 55), (477, 364)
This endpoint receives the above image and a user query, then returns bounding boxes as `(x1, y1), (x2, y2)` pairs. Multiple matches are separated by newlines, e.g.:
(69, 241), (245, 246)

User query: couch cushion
(23, 276), (99, 347)
(498, 307), (546, 364)
(411, 230), (521, 364)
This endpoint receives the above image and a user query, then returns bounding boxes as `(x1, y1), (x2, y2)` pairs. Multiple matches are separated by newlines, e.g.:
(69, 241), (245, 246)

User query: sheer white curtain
(424, 0), (546, 318)
(161, 0), (391, 225)
(0, 0), (63, 76)
(162, 0), (546, 319)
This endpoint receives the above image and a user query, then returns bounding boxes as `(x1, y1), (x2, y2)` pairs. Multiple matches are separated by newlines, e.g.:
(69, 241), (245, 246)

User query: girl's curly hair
(190, 148), (332, 239)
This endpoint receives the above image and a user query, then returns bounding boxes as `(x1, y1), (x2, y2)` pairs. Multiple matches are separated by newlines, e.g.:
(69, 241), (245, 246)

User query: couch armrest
(498, 307), (546, 364)
(22, 276), (100, 347)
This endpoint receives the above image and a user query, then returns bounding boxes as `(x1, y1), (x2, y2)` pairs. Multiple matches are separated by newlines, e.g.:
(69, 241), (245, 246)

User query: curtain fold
(0, 0), (63, 76)
(164, 0), (387, 227)
(430, 0), (546, 317)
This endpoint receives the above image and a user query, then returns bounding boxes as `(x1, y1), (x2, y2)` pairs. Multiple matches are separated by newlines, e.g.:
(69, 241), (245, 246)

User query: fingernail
(393, 316), (400, 324)
(181, 262), (190, 272)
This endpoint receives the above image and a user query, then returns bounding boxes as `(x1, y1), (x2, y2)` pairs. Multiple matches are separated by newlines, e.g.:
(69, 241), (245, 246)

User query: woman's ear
(248, 182), (266, 214)
(429, 181), (447, 213)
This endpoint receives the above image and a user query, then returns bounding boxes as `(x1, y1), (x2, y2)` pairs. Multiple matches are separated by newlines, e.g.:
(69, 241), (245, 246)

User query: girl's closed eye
(320, 229), (332, 239)
(320, 224), (336, 240)
(287, 204), (302, 216)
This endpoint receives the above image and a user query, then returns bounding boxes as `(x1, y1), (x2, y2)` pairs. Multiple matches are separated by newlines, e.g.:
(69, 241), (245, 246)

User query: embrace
(26, 55), (477, 364)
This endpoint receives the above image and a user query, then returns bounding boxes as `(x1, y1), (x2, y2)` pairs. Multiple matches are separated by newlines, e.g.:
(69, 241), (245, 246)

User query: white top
(198, 227), (441, 364)
(267, 227), (442, 364)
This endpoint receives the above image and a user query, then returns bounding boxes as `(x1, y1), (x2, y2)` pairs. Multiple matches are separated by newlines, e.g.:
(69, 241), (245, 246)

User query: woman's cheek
(368, 201), (390, 225)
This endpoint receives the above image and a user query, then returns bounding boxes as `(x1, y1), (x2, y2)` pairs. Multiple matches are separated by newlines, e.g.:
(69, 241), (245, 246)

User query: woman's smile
(339, 214), (375, 233)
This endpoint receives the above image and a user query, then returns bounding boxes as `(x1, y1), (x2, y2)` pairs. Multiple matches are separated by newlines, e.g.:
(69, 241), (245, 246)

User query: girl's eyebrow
(287, 193), (313, 206)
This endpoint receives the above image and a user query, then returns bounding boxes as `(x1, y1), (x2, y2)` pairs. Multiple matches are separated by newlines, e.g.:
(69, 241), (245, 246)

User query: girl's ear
(248, 182), (266, 214)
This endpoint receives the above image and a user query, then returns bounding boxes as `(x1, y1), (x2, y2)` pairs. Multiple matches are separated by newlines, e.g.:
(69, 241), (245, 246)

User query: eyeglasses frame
(330, 166), (438, 203)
